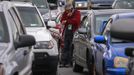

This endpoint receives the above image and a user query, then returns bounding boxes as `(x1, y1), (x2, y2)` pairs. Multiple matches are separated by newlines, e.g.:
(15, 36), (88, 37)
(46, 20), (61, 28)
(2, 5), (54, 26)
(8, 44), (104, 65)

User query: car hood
(111, 43), (134, 57)
(26, 27), (52, 41)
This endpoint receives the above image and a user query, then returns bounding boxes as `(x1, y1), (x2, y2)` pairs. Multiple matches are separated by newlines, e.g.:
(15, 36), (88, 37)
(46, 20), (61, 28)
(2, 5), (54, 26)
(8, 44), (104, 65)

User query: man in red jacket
(60, 3), (81, 67)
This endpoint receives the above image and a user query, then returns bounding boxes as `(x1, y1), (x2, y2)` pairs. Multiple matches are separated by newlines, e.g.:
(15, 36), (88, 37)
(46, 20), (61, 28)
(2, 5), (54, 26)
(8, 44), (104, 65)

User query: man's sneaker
(64, 64), (71, 68)
(59, 64), (65, 68)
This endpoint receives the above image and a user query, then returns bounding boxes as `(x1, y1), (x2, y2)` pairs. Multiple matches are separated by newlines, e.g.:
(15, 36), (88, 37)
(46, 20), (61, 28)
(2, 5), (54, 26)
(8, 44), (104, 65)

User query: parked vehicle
(0, 1), (35, 75)
(112, 0), (134, 9)
(107, 15), (134, 75)
(89, 0), (114, 9)
(13, 2), (59, 75)
(42, 0), (62, 23)
(72, 9), (134, 74)
(74, 0), (90, 9)
(94, 13), (134, 75)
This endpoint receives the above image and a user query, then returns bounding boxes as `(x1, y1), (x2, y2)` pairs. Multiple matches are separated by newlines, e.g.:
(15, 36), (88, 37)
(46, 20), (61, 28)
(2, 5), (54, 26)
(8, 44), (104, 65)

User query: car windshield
(75, 0), (87, 1)
(17, 7), (44, 27)
(94, 15), (110, 34)
(0, 12), (9, 42)
(91, 0), (114, 2)
(114, 0), (134, 9)
(32, 0), (49, 9)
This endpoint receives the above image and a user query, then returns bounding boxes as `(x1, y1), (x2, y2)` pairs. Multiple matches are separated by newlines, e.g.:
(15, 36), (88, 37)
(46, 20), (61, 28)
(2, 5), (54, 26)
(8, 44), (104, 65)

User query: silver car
(0, 1), (35, 75)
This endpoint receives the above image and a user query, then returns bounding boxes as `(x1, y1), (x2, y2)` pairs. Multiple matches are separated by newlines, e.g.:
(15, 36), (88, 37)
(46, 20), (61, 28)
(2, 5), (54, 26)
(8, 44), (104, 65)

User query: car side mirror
(49, 3), (58, 10)
(59, 1), (65, 7)
(94, 35), (106, 43)
(47, 20), (56, 28)
(125, 48), (134, 57)
(78, 28), (87, 34)
(15, 35), (36, 49)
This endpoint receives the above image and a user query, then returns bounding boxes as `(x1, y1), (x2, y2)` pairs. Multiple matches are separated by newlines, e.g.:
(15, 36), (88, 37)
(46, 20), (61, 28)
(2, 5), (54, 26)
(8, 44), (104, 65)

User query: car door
(78, 16), (90, 65)
(8, 8), (30, 70)
(95, 20), (112, 75)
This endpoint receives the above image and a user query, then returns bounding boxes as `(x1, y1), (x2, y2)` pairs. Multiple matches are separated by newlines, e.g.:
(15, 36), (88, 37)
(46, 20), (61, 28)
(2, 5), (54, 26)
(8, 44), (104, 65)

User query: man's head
(65, 3), (74, 12)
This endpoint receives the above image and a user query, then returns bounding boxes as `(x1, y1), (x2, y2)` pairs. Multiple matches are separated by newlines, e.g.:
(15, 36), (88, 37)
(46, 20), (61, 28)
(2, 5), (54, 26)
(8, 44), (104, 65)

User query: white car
(12, 2), (59, 75)
(0, 1), (35, 75)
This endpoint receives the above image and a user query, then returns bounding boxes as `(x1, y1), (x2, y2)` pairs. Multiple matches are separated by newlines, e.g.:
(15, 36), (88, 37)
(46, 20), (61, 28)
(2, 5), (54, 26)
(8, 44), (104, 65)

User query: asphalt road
(58, 67), (88, 75)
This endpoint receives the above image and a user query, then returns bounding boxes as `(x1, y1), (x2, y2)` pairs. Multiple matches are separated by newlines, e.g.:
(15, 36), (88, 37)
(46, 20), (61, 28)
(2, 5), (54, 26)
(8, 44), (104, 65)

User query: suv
(0, 1), (35, 75)
(13, 2), (59, 75)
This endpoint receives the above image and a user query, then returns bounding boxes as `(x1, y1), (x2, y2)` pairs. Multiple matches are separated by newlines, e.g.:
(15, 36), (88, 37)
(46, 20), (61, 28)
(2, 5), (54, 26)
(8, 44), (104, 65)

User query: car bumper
(32, 52), (58, 72)
(106, 68), (126, 75)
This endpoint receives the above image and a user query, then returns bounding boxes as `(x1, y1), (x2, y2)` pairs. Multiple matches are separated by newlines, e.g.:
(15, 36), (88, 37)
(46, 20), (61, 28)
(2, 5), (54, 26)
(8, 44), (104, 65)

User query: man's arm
(60, 11), (68, 25)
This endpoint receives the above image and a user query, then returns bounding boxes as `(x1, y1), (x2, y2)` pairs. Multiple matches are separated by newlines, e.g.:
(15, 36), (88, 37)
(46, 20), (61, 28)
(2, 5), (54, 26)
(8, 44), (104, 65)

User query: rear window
(17, 7), (44, 27)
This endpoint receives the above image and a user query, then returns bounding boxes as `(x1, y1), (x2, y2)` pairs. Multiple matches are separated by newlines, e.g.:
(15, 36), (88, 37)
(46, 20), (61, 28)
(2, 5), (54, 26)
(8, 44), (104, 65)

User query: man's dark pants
(61, 28), (74, 65)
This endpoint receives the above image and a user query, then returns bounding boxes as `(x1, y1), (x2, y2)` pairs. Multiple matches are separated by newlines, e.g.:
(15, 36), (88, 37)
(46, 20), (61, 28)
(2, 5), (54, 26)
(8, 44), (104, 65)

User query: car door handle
(23, 50), (28, 56)
(91, 43), (94, 47)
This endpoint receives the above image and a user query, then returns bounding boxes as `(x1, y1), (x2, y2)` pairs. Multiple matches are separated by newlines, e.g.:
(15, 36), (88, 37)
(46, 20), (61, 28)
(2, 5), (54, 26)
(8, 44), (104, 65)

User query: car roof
(112, 12), (134, 20)
(0, 1), (34, 12)
(88, 9), (134, 16)
(111, 18), (134, 41)
(11, 1), (34, 7)
(0, 1), (15, 11)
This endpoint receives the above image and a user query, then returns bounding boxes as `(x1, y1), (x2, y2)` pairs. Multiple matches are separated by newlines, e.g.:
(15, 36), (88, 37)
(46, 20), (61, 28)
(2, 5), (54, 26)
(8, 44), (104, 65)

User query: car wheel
(32, 72), (42, 75)
(103, 61), (106, 75)
(86, 51), (95, 75)
(72, 61), (83, 72)
(47, 71), (57, 75)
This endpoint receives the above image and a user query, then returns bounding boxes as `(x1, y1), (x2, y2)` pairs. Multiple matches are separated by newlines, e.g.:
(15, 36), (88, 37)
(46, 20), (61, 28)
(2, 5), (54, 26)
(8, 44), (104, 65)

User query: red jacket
(61, 9), (81, 33)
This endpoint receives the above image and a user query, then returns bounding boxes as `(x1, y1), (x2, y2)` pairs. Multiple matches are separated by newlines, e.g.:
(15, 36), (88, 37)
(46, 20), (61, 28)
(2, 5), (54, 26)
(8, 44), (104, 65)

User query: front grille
(34, 52), (49, 60)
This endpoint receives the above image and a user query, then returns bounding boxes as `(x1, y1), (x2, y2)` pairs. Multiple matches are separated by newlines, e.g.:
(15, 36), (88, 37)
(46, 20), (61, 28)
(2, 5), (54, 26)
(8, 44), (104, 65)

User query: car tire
(86, 51), (95, 75)
(47, 71), (57, 75)
(103, 60), (106, 75)
(32, 72), (42, 75)
(73, 61), (83, 72)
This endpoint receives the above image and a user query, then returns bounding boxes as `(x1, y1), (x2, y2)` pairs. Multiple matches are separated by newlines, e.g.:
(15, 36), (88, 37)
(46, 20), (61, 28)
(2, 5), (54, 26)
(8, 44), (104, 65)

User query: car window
(8, 9), (19, 41)
(17, 7), (44, 27)
(32, 0), (49, 9)
(114, 0), (134, 9)
(9, 8), (25, 34)
(81, 17), (89, 28)
(94, 15), (110, 34)
(102, 19), (112, 36)
(0, 12), (9, 43)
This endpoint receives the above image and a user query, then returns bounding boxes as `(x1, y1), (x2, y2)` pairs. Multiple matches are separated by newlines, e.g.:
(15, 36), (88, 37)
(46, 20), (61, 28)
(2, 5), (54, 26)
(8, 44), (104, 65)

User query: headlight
(0, 64), (5, 75)
(76, 3), (87, 8)
(78, 3), (82, 7)
(34, 40), (54, 49)
(114, 57), (128, 68)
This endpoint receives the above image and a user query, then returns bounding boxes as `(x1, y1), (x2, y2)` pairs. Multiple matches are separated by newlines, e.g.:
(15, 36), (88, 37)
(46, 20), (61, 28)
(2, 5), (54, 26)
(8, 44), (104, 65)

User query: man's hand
(67, 12), (72, 16)
(62, 20), (67, 25)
